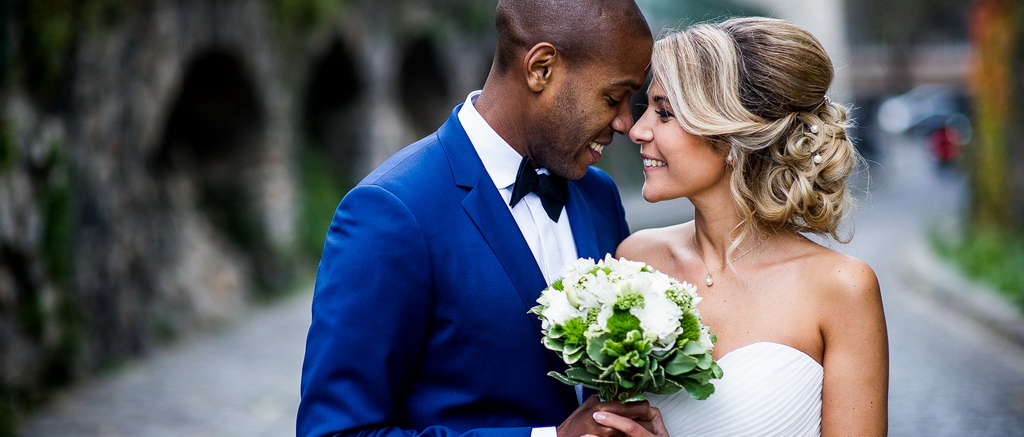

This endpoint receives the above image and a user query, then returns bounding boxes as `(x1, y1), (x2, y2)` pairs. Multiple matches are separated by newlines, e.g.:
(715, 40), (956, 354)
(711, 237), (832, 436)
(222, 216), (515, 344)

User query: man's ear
(523, 43), (559, 93)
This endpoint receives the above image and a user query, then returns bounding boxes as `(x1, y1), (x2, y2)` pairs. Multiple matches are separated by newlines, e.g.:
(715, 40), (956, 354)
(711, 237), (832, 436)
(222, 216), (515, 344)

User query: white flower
(610, 255), (649, 275)
(538, 288), (583, 329)
(632, 284), (684, 348)
(594, 304), (615, 331)
(699, 324), (715, 351)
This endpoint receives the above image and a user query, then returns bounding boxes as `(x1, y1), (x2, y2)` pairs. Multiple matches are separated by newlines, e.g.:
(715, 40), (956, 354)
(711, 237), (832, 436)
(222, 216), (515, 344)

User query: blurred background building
(2, 0), (1015, 432)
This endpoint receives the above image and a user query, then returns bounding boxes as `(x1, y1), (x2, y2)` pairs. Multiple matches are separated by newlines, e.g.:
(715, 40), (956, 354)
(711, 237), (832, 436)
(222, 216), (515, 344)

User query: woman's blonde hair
(652, 16), (861, 254)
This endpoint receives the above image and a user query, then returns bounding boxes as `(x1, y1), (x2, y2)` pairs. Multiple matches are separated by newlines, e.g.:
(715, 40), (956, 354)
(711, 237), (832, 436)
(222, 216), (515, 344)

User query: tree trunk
(968, 0), (1020, 233)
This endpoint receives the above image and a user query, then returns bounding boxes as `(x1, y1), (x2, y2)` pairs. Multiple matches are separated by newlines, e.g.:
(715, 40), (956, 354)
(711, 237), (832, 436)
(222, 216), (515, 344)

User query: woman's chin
(641, 186), (662, 203)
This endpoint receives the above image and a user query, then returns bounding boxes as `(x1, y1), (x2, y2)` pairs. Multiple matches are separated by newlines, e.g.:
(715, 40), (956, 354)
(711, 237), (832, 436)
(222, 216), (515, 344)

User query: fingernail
(593, 412), (606, 421)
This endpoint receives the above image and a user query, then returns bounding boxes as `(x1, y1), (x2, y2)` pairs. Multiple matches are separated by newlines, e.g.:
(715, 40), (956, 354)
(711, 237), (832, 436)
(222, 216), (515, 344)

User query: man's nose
(612, 104), (635, 135)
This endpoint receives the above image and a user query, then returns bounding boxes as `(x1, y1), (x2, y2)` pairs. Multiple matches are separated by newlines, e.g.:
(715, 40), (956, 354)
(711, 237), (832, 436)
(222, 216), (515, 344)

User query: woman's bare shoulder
(616, 223), (688, 260)
(800, 244), (880, 305)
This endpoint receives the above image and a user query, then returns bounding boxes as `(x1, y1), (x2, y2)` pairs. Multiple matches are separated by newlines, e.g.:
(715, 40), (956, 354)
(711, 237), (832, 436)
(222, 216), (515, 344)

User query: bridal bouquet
(530, 255), (722, 402)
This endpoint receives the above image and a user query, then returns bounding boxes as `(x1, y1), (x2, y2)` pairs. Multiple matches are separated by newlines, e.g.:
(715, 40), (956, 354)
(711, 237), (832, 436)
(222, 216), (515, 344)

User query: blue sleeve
(296, 185), (536, 437)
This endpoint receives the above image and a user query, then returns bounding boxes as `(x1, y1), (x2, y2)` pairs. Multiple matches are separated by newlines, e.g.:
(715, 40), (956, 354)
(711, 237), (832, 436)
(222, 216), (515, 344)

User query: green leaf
(653, 378), (684, 395)
(587, 334), (615, 366)
(620, 392), (649, 402)
(650, 365), (665, 387)
(697, 352), (713, 370)
(542, 337), (565, 352)
(565, 347), (586, 364)
(564, 343), (584, 356)
(664, 353), (697, 375)
(683, 339), (706, 355)
(711, 361), (724, 379)
(548, 371), (576, 386)
(681, 379), (716, 400)
(566, 367), (600, 385)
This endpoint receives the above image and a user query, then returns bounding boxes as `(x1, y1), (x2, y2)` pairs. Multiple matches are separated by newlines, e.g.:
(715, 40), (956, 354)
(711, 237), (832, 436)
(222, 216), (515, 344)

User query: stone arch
(297, 38), (365, 255)
(150, 48), (266, 250)
(398, 35), (451, 135)
(303, 38), (364, 182)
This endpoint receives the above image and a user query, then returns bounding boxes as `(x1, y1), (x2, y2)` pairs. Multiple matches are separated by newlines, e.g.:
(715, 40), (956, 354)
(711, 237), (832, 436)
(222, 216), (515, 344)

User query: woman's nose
(629, 113), (651, 145)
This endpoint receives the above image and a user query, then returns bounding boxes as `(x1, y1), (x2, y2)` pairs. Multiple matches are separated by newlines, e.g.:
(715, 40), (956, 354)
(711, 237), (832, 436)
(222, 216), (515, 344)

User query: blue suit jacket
(298, 106), (630, 437)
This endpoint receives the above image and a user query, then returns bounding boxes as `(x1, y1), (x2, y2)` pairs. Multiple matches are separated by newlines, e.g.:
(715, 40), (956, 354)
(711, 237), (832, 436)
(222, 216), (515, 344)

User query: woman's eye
(655, 109), (674, 118)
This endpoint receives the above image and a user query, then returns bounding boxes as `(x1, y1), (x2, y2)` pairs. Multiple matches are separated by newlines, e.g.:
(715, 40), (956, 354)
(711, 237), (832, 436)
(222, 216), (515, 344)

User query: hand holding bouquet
(530, 255), (722, 402)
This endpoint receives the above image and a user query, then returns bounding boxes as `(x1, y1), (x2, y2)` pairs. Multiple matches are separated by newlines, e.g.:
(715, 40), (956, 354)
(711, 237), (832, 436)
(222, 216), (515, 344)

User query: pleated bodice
(648, 342), (823, 436)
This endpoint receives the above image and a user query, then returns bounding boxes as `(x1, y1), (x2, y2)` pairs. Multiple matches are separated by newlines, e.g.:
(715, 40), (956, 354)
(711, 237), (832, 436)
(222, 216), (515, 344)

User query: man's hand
(556, 395), (664, 437)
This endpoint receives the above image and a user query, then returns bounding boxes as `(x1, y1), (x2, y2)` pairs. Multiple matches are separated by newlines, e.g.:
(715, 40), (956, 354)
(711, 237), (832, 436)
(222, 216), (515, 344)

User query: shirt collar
(458, 91), (524, 190)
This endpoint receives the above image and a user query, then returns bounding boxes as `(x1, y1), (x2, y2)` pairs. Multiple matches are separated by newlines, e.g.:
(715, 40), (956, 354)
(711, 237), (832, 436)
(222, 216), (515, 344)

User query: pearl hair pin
(813, 154), (823, 164)
(809, 124), (820, 134)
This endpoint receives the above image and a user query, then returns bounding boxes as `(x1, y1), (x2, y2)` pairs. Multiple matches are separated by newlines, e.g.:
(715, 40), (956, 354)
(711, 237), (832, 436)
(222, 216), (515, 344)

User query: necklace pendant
(704, 274), (714, 286)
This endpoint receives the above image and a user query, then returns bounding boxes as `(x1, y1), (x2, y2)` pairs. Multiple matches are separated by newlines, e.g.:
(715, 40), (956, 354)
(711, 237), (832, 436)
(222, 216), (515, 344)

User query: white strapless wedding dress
(647, 342), (823, 436)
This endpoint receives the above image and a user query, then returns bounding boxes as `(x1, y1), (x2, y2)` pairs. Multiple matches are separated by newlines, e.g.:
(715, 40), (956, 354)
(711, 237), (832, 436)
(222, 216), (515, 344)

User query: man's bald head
(492, 0), (651, 74)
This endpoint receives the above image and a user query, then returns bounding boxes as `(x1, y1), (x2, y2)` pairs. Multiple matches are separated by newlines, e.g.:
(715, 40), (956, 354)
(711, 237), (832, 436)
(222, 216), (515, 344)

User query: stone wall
(0, 0), (494, 427)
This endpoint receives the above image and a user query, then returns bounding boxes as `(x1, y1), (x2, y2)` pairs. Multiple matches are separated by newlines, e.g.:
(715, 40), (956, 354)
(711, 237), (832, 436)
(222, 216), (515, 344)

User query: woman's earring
(726, 153), (734, 164)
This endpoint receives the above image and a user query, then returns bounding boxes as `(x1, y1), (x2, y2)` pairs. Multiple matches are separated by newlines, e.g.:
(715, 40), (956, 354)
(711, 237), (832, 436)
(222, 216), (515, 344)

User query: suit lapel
(438, 107), (548, 311)
(566, 182), (600, 261)
(462, 183), (548, 310)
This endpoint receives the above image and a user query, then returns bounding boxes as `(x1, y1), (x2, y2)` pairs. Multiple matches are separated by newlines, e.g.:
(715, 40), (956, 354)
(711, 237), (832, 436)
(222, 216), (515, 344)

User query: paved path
(19, 135), (1024, 436)
(19, 290), (312, 436)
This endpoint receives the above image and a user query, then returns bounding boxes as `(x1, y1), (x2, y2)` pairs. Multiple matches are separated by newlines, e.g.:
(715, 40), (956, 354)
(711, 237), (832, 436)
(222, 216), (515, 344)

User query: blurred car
(876, 84), (972, 164)
(875, 84), (970, 136)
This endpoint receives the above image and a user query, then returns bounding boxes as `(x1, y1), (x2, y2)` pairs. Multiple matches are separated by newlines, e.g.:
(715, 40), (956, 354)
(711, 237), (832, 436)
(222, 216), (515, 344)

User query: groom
(297, 1), (655, 436)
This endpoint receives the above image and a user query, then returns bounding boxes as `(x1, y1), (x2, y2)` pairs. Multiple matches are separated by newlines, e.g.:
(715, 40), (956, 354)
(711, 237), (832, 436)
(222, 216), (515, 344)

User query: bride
(593, 17), (889, 436)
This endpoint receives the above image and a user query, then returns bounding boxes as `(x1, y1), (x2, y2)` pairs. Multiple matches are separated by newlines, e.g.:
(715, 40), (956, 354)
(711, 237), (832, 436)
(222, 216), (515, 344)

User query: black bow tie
(509, 156), (568, 222)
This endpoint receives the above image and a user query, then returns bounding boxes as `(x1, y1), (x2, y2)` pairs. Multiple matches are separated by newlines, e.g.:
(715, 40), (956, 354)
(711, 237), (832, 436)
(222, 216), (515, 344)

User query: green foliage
(40, 161), (73, 289)
(297, 145), (348, 259)
(605, 311), (640, 341)
(933, 228), (1024, 311)
(546, 319), (720, 402)
(13, 0), (131, 105)
(613, 292), (643, 311)
(560, 317), (587, 347)
(15, 0), (77, 105)
(0, 386), (22, 437)
(679, 312), (701, 342)
(968, 0), (1022, 232)
(269, 0), (346, 36)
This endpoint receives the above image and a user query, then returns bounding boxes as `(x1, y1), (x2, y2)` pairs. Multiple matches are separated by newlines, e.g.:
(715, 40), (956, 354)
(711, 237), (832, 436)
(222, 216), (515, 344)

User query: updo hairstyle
(652, 17), (860, 249)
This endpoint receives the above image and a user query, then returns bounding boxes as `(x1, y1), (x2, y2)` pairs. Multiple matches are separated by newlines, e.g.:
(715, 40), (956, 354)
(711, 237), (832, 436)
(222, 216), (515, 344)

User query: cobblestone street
(19, 291), (311, 436)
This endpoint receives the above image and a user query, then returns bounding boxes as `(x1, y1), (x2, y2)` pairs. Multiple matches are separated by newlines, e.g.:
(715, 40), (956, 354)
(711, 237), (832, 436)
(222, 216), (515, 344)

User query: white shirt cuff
(532, 426), (557, 437)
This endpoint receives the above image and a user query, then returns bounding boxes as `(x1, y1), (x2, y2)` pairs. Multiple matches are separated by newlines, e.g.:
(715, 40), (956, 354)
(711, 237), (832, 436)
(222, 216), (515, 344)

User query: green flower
(679, 312), (701, 342)
(614, 291), (644, 311)
(606, 310), (641, 341)
(562, 317), (587, 347)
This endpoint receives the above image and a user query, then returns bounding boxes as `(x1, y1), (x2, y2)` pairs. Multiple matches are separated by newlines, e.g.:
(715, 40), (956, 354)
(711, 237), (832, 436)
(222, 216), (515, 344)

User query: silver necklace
(692, 227), (765, 286)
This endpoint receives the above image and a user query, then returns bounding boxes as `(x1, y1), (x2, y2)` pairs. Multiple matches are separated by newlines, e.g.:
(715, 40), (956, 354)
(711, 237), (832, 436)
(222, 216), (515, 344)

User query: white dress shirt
(458, 91), (577, 437)
(458, 91), (578, 285)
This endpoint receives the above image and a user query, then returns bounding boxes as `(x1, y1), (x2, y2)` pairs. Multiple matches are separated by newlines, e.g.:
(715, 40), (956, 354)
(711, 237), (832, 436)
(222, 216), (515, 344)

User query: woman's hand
(558, 396), (664, 437)
(585, 407), (668, 437)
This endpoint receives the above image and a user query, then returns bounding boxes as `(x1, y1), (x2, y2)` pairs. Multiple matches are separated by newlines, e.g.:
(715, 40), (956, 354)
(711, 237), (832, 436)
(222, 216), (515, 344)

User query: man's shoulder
(357, 108), (471, 195)
(362, 134), (442, 179)
(574, 165), (620, 196)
